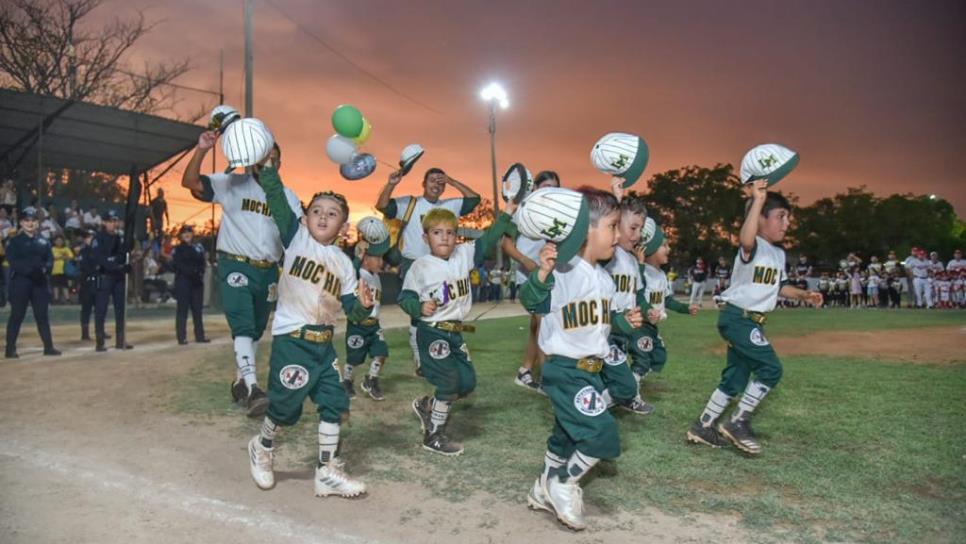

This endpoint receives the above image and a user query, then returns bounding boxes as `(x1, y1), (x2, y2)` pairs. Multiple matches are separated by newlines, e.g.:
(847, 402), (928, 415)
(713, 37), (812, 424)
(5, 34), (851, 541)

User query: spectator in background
(502, 266), (512, 301)
(883, 251), (900, 274)
(867, 267), (880, 308)
(795, 255), (813, 278)
(150, 188), (169, 237)
(0, 208), (12, 236)
(688, 257), (708, 307)
(478, 265), (488, 302)
(867, 255), (883, 275)
(82, 205), (101, 231)
(469, 266), (481, 302)
(141, 250), (170, 303)
(0, 179), (17, 214)
(846, 252), (863, 270)
(50, 234), (73, 304)
(489, 266), (503, 302)
(948, 249), (965, 273)
(63, 201), (82, 236)
(713, 256), (731, 296)
(38, 208), (62, 240)
(928, 251), (945, 274)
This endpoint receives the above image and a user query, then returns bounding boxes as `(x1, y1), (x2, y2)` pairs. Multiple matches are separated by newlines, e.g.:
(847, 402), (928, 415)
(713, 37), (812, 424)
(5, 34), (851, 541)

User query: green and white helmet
(514, 187), (590, 264)
(221, 118), (274, 171)
(740, 143), (799, 186)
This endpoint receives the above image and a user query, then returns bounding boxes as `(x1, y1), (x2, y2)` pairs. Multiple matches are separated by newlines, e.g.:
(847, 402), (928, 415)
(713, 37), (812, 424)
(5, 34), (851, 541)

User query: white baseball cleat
(526, 477), (553, 514)
(248, 435), (275, 490)
(314, 463), (367, 498)
(543, 476), (586, 531)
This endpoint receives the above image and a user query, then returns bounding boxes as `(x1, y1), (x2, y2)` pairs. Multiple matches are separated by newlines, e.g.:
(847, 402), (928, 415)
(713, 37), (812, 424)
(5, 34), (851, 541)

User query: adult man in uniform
(76, 229), (99, 341)
(4, 206), (60, 358)
(903, 247), (931, 308)
(375, 167), (480, 372)
(181, 124), (303, 417)
(172, 225), (209, 345)
(93, 210), (133, 352)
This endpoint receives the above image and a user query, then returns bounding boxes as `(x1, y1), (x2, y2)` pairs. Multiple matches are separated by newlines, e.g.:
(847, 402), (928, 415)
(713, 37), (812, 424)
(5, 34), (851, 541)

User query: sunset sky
(97, 0), (965, 225)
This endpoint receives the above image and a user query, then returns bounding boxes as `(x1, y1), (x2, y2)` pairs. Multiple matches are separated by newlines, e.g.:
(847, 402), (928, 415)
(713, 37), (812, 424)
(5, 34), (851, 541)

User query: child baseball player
(635, 217), (698, 395)
(343, 223), (391, 401)
(519, 187), (643, 531)
(247, 164), (374, 498)
(687, 181), (822, 455)
(602, 194), (655, 415)
(399, 202), (516, 456)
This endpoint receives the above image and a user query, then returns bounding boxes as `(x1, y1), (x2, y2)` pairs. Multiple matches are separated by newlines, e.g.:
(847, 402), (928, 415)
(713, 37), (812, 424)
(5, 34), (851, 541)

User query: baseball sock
(429, 398), (450, 434)
(343, 363), (353, 381)
(259, 417), (279, 448)
(541, 450), (566, 482)
(699, 389), (733, 427)
(234, 336), (257, 389)
(318, 421), (340, 467)
(562, 451), (599, 482)
(731, 381), (771, 422)
(408, 325), (420, 368)
(601, 388), (614, 408)
(369, 357), (384, 378)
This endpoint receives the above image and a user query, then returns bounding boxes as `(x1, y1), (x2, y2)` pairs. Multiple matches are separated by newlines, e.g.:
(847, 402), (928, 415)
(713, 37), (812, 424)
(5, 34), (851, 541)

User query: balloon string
(376, 159), (397, 170)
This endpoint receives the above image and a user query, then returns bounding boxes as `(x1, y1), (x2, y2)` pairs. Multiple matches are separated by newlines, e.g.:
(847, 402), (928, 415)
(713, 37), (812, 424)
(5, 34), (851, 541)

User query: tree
(634, 164), (746, 268)
(0, 0), (190, 112)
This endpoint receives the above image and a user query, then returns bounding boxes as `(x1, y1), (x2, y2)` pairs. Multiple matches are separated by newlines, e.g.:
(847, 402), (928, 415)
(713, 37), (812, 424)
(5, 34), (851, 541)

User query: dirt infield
(0, 313), (749, 544)
(773, 326), (965, 365)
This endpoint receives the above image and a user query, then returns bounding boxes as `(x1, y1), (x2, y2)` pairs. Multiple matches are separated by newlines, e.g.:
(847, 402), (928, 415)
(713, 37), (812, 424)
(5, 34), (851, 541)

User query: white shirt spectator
(64, 207), (81, 230)
(82, 210), (102, 229)
(39, 217), (62, 239)
(947, 256), (966, 272)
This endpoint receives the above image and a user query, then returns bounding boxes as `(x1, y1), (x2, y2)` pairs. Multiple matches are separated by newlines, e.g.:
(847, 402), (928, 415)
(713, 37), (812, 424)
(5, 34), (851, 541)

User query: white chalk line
(0, 440), (387, 544)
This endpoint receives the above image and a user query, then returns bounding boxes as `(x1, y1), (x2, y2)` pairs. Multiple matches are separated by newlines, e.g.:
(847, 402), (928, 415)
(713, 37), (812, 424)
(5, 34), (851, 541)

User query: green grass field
(172, 308), (966, 543)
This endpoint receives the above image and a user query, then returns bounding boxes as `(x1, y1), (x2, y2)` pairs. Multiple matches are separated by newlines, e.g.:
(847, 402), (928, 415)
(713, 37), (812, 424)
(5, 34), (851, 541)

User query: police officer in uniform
(172, 225), (209, 345)
(76, 229), (100, 341)
(4, 206), (60, 358)
(93, 210), (133, 352)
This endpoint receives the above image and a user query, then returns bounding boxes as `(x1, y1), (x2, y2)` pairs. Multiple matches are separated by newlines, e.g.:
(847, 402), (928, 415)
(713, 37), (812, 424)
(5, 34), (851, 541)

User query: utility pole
(244, 0), (254, 117)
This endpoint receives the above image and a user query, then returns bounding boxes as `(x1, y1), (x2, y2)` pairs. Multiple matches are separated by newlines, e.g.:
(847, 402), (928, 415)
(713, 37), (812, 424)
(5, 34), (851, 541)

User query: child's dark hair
(746, 191), (791, 217)
(576, 185), (619, 225)
(620, 194), (647, 219)
(533, 170), (560, 188)
(273, 143), (281, 160)
(423, 168), (446, 183)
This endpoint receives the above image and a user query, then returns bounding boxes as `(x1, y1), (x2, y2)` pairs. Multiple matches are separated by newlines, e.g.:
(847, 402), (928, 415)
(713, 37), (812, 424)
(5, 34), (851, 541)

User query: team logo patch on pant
(636, 337), (654, 352)
(279, 364), (309, 390)
(573, 386), (607, 416)
(227, 272), (249, 288)
(428, 339), (451, 359)
(267, 282), (278, 302)
(749, 328), (769, 346)
(605, 343), (627, 366)
(347, 335), (365, 349)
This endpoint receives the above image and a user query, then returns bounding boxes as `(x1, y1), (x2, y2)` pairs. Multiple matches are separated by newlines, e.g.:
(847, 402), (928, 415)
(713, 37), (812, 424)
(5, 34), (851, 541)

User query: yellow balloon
(353, 118), (372, 145)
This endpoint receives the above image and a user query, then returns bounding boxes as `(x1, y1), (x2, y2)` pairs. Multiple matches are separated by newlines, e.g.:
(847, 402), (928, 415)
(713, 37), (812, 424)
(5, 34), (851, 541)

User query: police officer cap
(102, 209), (121, 221)
(20, 206), (38, 219)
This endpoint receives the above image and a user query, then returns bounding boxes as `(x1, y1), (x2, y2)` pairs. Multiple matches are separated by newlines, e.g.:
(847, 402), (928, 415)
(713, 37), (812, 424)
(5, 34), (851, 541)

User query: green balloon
(332, 104), (364, 138)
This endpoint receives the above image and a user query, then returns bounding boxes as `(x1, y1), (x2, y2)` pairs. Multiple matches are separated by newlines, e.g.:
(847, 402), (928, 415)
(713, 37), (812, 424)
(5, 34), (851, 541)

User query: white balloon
(326, 134), (358, 165)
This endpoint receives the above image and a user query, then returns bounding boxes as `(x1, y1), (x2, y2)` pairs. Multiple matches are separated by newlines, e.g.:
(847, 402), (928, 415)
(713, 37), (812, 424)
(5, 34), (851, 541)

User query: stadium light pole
(480, 82), (509, 268)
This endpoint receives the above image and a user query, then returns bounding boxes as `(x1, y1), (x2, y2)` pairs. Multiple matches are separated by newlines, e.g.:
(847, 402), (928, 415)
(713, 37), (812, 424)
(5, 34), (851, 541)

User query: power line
(261, 0), (441, 115)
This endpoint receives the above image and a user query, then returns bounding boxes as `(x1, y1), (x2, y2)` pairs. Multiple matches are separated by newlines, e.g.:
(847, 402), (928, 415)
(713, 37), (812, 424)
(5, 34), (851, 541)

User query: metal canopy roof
(0, 88), (204, 175)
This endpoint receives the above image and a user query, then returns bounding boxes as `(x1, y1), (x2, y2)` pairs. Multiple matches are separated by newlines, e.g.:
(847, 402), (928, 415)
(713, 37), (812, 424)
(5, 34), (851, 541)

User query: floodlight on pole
(480, 82), (509, 269)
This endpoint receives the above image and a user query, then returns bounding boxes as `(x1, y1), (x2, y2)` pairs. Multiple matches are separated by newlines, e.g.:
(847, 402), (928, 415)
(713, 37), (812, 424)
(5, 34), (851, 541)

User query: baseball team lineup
(182, 105), (822, 532)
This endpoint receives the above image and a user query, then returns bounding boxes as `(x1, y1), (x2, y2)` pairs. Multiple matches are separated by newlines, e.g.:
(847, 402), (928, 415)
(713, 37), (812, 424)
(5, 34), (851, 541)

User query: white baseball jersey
(359, 267), (382, 319)
(903, 256), (930, 278)
(272, 226), (357, 335)
(605, 246), (641, 312)
(929, 260), (945, 273)
(642, 263), (673, 319)
(883, 259), (899, 273)
(206, 173), (303, 261)
(720, 236), (787, 313)
(538, 257), (614, 360)
(514, 234), (545, 285)
(402, 242), (475, 323)
(391, 196), (466, 260)
(947, 258), (966, 272)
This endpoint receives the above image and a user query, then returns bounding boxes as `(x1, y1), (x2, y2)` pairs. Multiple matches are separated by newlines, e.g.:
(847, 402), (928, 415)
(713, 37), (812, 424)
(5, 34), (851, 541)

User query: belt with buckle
(289, 328), (333, 344)
(218, 251), (276, 269)
(357, 317), (379, 327)
(725, 303), (767, 325)
(576, 357), (603, 373)
(432, 321), (476, 333)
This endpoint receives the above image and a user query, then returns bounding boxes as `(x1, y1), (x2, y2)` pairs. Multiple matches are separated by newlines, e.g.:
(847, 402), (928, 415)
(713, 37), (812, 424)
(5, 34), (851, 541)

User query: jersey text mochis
(432, 277), (471, 305)
(288, 255), (342, 297)
(611, 273), (638, 294)
(561, 299), (611, 330)
(241, 198), (273, 217)
(753, 266), (780, 285)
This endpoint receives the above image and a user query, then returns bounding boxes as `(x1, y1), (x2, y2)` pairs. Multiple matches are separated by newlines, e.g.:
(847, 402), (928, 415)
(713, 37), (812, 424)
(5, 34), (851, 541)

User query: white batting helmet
(514, 187), (589, 264)
(221, 118), (274, 170)
(591, 132), (650, 188)
(740, 143), (799, 186)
